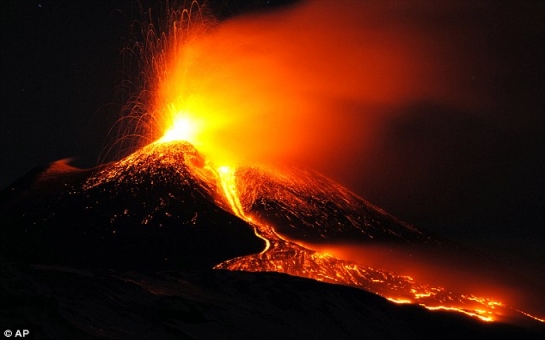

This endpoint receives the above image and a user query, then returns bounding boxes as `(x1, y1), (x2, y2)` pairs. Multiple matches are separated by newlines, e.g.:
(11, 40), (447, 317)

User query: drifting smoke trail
(110, 0), (477, 167)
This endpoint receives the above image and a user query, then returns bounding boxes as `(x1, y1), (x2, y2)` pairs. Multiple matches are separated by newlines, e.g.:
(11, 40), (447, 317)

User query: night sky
(1, 0), (544, 274)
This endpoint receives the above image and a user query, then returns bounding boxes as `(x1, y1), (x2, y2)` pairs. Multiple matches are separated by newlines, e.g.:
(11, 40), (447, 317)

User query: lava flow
(100, 0), (545, 327)
(152, 117), (542, 324)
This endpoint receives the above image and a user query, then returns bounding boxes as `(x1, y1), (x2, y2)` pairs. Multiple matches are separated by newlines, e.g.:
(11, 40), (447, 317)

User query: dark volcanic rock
(0, 140), (455, 271)
(1, 261), (542, 340)
(0, 142), (264, 271)
(236, 165), (447, 246)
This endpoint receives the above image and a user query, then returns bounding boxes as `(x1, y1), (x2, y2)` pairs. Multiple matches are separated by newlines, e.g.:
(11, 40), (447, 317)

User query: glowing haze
(132, 0), (474, 167)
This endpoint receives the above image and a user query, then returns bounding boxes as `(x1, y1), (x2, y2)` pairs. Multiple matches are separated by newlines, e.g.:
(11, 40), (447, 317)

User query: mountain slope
(2, 261), (542, 340)
(0, 142), (264, 270)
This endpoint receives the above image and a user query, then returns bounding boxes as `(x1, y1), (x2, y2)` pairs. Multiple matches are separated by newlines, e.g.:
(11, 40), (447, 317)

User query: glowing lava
(216, 165), (245, 219)
(158, 108), (203, 145)
(215, 164), (271, 253)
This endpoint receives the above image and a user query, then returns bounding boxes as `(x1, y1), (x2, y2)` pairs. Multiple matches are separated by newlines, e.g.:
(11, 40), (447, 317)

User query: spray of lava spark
(110, 1), (544, 327)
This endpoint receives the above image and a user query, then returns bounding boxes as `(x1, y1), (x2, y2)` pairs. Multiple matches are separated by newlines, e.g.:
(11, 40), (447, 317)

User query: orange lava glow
(158, 111), (203, 145)
(121, 1), (544, 328)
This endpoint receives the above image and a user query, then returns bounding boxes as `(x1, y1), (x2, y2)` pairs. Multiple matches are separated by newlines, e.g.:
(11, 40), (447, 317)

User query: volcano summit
(0, 142), (264, 271)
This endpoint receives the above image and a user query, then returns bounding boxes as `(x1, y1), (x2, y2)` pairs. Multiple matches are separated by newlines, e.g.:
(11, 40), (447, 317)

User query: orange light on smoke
(144, 0), (456, 169)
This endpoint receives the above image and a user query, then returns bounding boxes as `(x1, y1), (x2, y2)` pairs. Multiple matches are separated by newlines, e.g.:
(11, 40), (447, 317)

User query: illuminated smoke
(112, 0), (479, 166)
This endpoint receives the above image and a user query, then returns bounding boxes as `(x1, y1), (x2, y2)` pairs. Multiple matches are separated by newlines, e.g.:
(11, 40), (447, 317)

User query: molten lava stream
(206, 162), (508, 323)
(214, 164), (270, 253)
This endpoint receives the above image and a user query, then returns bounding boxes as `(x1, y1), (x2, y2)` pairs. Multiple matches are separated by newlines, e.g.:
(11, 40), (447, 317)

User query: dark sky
(1, 0), (544, 271)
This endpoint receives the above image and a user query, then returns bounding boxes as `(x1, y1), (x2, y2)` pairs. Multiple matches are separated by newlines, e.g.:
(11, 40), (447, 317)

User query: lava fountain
(42, 0), (545, 327)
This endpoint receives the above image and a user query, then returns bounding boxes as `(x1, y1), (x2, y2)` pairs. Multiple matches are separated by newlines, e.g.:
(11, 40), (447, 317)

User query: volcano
(1, 141), (544, 339)
(0, 141), (441, 270)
